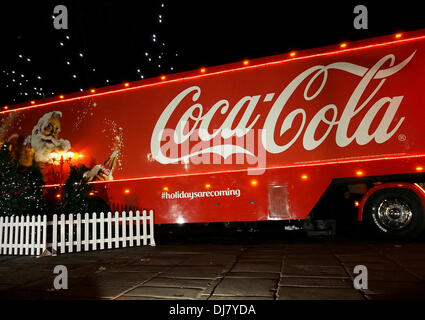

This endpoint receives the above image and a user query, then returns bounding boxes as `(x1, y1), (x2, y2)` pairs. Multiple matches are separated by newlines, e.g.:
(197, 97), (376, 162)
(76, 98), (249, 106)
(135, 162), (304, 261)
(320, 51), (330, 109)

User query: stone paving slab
(284, 258), (341, 266)
(279, 277), (353, 288)
(213, 278), (277, 297)
(232, 261), (281, 273)
(208, 295), (274, 300)
(226, 272), (279, 279)
(0, 270), (52, 285)
(105, 265), (171, 273)
(345, 269), (420, 282)
(178, 255), (235, 266)
(277, 287), (365, 300)
(115, 296), (171, 300)
(1, 237), (425, 300)
(124, 286), (203, 299)
(282, 265), (348, 278)
(142, 277), (213, 289)
(238, 254), (283, 261)
(129, 257), (188, 266)
(334, 255), (390, 263)
(406, 268), (425, 280)
(52, 285), (131, 299)
(92, 271), (158, 286)
(161, 266), (227, 279)
(360, 280), (425, 297)
(340, 261), (404, 271)
(0, 283), (16, 291)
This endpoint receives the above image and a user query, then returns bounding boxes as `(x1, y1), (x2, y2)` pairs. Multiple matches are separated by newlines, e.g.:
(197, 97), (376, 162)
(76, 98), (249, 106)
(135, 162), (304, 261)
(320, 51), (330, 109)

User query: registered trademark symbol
(398, 134), (406, 142)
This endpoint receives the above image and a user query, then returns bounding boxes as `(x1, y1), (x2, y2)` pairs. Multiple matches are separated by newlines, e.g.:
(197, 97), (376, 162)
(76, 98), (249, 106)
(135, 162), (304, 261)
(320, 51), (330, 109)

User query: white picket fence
(0, 215), (48, 256)
(0, 210), (155, 257)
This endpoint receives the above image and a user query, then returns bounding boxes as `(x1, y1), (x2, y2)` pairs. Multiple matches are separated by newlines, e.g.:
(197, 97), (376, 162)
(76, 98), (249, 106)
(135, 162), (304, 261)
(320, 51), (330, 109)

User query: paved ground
(1, 229), (425, 300)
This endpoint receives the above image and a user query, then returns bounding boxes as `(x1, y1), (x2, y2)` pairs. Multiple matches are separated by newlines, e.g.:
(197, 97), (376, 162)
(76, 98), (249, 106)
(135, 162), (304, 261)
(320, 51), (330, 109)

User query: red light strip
(42, 153), (425, 188)
(2, 33), (425, 115)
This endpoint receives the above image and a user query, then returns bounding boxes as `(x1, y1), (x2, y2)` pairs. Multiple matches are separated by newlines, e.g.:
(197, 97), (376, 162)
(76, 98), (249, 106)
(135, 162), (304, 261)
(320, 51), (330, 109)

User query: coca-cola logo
(151, 52), (416, 165)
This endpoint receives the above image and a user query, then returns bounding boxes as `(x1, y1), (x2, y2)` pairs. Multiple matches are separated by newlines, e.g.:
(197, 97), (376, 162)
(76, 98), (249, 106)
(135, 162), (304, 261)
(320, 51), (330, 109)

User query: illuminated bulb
(356, 170), (364, 176)
(340, 43), (347, 48)
(163, 187), (169, 191)
(30, 101), (35, 105)
(416, 166), (424, 172)
(243, 60), (249, 65)
(354, 201), (360, 207)
(205, 184), (211, 189)
(3, 106), (8, 110)
(200, 68), (206, 73)
(124, 82), (130, 87)
(290, 52), (296, 57)
(177, 216), (185, 224)
(59, 95), (64, 99)
(161, 76), (166, 80)
(301, 174), (308, 180)
(395, 33), (403, 39)
(90, 89), (96, 93)
(89, 192), (95, 196)
(56, 194), (61, 199)
(250, 180), (258, 186)
(124, 189), (130, 194)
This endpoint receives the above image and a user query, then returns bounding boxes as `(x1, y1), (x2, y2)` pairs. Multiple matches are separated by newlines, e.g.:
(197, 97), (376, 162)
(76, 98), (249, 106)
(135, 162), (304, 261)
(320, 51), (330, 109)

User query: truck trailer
(2, 29), (425, 239)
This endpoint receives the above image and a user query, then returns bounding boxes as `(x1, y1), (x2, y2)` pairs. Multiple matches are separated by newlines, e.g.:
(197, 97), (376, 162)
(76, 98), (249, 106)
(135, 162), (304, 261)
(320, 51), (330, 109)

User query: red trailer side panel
(2, 30), (425, 224)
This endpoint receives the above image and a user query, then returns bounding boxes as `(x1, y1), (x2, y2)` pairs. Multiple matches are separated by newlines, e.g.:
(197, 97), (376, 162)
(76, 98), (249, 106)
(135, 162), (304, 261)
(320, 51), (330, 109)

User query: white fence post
(114, 212), (119, 248)
(42, 215), (47, 254)
(30, 216), (35, 255)
(76, 214), (81, 252)
(36, 215), (42, 256)
(92, 212), (97, 251)
(135, 210), (141, 246)
(84, 213), (89, 251)
(100, 212), (105, 250)
(121, 211), (127, 248)
(60, 214), (65, 254)
(0, 217), (3, 255)
(107, 212), (112, 249)
(12, 216), (18, 255)
(149, 210), (156, 246)
(1, 209), (155, 256)
(18, 216), (24, 255)
(52, 214), (58, 256)
(129, 211), (134, 247)
(68, 214), (73, 253)
(24, 215), (30, 255)
(142, 210), (147, 246)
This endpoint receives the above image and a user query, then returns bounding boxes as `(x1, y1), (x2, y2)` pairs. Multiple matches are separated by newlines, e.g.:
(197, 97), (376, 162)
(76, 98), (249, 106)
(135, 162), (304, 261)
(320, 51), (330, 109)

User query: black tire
(363, 188), (425, 240)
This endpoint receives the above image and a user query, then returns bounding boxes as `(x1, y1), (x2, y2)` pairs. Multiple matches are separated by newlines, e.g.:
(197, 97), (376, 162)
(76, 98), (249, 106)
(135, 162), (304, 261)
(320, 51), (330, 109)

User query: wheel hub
(374, 198), (413, 231)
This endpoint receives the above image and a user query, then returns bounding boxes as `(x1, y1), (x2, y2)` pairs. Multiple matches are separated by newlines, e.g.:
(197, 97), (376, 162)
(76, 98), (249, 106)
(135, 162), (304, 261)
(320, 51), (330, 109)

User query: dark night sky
(1, 0), (425, 106)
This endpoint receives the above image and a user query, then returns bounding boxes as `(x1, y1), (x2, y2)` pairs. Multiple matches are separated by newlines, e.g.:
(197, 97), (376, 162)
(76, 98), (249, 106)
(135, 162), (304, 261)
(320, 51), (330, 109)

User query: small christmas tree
(59, 165), (93, 215)
(18, 165), (48, 216)
(0, 142), (47, 216)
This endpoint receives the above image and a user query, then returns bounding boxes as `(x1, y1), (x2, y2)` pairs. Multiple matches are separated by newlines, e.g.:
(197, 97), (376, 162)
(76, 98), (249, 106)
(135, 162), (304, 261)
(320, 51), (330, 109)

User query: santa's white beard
(29, 134), (71, 163)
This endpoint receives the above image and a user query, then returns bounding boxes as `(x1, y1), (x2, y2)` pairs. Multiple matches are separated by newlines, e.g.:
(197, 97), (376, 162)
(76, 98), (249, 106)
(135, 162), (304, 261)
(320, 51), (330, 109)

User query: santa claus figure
(19, 111), (116, 182)
(23, 111), (71, 165)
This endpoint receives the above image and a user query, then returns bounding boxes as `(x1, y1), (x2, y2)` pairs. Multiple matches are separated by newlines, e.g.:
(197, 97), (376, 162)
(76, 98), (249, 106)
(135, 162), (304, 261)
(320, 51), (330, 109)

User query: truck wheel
(363, 188), (425, 239)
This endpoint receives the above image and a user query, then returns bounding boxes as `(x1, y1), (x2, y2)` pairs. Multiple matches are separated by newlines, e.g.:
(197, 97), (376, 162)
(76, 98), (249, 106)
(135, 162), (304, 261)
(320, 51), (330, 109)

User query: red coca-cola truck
(2, 29), (425, 239)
